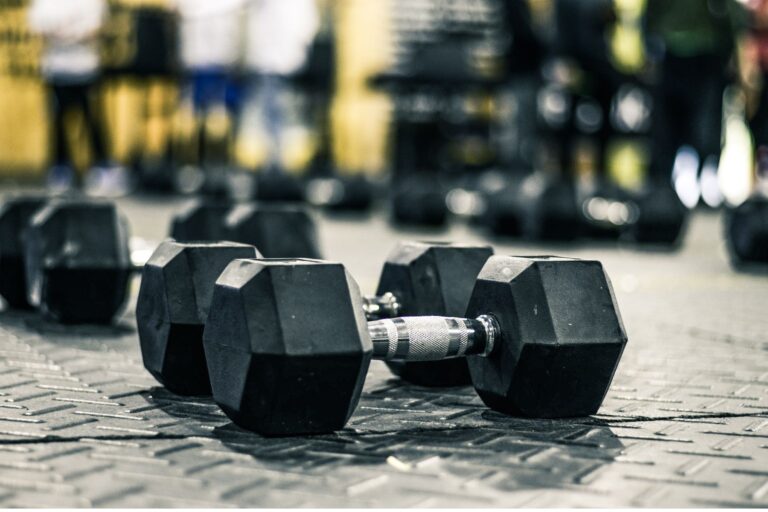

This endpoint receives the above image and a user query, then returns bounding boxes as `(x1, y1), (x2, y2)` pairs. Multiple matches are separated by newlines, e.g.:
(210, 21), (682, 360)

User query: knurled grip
(368, 316), (497, 361)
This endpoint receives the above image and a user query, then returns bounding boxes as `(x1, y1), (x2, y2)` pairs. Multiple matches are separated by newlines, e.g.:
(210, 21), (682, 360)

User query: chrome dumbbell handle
(368, 315), (499, 361)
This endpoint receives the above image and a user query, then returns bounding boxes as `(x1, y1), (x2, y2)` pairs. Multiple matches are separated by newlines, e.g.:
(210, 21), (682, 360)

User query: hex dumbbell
(170, 199), (321, 258)
(135, 241), (492, 395)
(0, 197), (134, 323)
(136, 240), (261, 395)
(203, 255), (628, 436)
(369, 241), (493, 386)
(0, 195), (48, 309)
(725, 193), (768, 266)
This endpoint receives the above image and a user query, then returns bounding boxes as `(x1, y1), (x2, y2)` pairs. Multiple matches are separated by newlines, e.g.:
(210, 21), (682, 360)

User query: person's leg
(194, 70), (226, 166)
(593, 81), (616, 180)
(202, 70), (231, 168)
(79, 80), (133, 196)
(690, 56), (727, 167)
(47, 84), (77, 191)
(750, 72), (768, 149)
(261, 74), (285, 171)
(77, 81), (109, 165)
(187, 71), (206, 165)
(750, 72), (768, 182)
(50, 84), (71, 167)
(689, 55), (728, 206)
(649, 56), (686, 185)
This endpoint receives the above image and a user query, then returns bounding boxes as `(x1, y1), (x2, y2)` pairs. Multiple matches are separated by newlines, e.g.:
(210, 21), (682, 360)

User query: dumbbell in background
(170, 199), (320, 259)
(726, 189), (768, 266)
(0, 195), (322, 324)
(0, 196), (49, 309)
(137, 241), (493, 395)
(0, 197), (133, 323)
(202, 255), (628, 436)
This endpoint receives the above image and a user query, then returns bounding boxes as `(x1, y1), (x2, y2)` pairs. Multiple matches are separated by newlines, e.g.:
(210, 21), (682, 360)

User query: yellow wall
(0, 2), (47, 178)
(331, 0), (392, 175)
(0, 75), (48, 177)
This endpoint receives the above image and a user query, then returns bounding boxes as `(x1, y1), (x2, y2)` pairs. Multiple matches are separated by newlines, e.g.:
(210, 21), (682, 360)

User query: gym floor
(0, 194), (765, 507)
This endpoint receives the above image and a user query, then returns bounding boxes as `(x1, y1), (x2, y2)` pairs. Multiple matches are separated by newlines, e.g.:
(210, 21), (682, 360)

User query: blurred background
(0, 0), (766, 253)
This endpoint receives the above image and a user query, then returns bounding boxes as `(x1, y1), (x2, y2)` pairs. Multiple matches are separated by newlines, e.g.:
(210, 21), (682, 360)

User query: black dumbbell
(372, 241), (493, 386)
(390, 175), (449, 227)
(0, 196), (137, 321)
(26, 200), (135, 324)
(484, 173), (582, 241)
(203, 255), (628, 435)
(0, 195), (48, 309)
(136, 240), (261, 395)
(578, 183), (633, 241)
(136, 240), (492, 394)
(306, 175), (375, 212)
(0, 197), (134, 323)
(577, 183), (688, 246)
(623, 184), (688, 246)
(252, 172), (306, 202)
(725, 193), (768, 266)
(170, 199), (321, 258)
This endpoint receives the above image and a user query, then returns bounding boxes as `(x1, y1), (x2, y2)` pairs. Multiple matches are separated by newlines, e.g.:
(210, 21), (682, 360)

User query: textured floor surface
(0, 194), (765, 507)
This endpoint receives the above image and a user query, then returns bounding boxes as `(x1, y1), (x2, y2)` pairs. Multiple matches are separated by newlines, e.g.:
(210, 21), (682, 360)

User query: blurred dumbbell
(0, 196), (133, 323)
(725, 193), (768, 266)
(252, 172), (306, 202)
(578, 184), (631, 241)
(390, 175), (449, 227)
(170, 199), (321, 258)
(136, 240), (492, 394)
(577, 183), (687, 246)
(623, 184), (688, 246)
(0, 195), (48, 309)
(484, 173), (581, 241)
(306, 175), (375, 212)
(203, 255), (628, 435)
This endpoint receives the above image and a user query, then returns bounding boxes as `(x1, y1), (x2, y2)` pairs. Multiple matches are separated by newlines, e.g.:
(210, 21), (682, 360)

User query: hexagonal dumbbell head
(225, 203), (321, 258)
(522, 179), (581, 241)
(0, 195), (48, 309)
(465, 256), (627, 417)
(626, 185), (687, 245)
(376, 241), (493, 386)
(170, 200), (232, 242)
(726, 194), (768, 265)
(136, 241), (261, 395)
(391, 176), (448, 227)
(25, 201), (132, 323)
(203, 259), (371, 436)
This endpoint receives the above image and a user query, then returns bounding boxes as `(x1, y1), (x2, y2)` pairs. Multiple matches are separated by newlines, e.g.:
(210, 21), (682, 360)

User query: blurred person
(99, 1), (180, 191)
(495, 0), (545, 172)
(172, 0), (245, 185)
(552, 0), (620, 178)
(28, 0), (128, 195)
(645, 0), (743, 207)
(238, 0), (320, 174)
(744, 0), (768, 185)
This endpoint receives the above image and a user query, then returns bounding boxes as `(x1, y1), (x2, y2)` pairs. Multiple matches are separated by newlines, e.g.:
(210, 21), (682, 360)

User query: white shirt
(173, 0), (246, 70)
(28, 0), (105, 81)
(242, 0), (319, 75)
